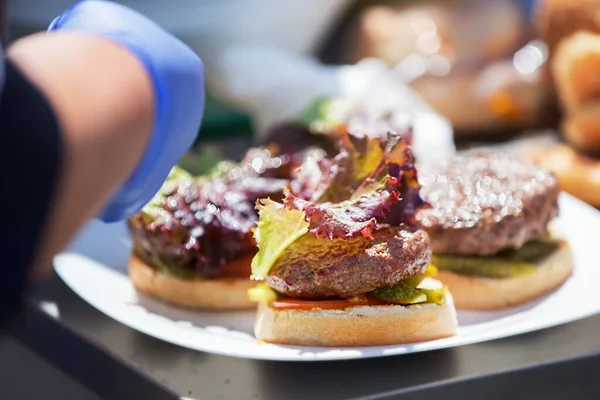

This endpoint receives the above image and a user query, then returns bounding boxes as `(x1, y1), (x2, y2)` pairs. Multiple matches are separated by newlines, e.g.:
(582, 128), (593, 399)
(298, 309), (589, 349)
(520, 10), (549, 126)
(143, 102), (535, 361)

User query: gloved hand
(49, 0), (205, 222)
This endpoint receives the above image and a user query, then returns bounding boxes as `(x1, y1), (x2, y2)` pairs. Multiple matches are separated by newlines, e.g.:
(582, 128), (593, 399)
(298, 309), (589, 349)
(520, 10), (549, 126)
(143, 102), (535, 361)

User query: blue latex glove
(49, 0), (205, 222)
(516, 0), (536, 19)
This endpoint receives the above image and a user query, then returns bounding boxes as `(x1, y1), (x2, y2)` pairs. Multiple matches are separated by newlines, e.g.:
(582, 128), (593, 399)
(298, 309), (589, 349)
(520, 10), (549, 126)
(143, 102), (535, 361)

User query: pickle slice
(431, 237), (560, 278)
(498, 239), (560, 262)
(368, 267), (446, 305)
(431, 254), (537, 278)
(368, 284), (427, 304)
(419, 288), (447, 305)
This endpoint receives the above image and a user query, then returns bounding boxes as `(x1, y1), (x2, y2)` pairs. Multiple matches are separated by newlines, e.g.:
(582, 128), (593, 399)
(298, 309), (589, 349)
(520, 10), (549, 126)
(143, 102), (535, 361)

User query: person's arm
(0, 1), (204, 324)
(7, 32), (154, 272)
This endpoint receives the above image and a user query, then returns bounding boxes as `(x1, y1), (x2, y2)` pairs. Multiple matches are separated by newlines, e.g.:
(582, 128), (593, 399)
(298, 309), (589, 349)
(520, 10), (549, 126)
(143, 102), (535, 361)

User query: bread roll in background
(526, 143), (600, 207)
(563, 104), (600, 153)
(535, 0), (600, 53)
(353, 0), (526, 69)
(524, 4), (600, 208)
(341, 0), (558, 134)
(411, 56), (555, 133)
(551, 32), (600, 154)
(552, 32), (600, 111)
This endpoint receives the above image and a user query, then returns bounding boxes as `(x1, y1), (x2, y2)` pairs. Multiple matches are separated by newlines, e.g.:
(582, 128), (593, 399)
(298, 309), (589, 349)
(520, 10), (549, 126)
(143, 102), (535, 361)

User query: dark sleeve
(0, 60), (63, 325)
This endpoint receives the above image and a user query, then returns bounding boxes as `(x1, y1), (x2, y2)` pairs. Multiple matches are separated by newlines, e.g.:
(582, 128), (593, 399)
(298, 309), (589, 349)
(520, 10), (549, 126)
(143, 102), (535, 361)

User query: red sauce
(270, 296), (391, 311)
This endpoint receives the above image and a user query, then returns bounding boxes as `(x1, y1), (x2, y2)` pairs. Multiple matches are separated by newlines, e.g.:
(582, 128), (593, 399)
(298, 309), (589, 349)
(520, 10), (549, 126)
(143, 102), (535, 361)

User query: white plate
(54, 193), (600, 361)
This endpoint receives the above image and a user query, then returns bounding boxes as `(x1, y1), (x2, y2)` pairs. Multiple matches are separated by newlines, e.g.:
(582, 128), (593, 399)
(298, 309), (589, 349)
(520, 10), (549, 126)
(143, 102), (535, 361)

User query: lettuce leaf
(304, 132), (416, 204)
(285, 133), (424, 239)
(250, 199), (309, 280)
(131, 147), (295, 280)
(250, 132), (425, 276)
(284, 189), (398, 240)
(142, 166), (193, 219)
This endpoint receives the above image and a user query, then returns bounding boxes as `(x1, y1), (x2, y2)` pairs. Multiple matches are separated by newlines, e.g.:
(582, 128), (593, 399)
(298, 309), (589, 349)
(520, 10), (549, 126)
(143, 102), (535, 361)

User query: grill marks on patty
(266, 227), (431, 299)
(416, 152), (560, 255)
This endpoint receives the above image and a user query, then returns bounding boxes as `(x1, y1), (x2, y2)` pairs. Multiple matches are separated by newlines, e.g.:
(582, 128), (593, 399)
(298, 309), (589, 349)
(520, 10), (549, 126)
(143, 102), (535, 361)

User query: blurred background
(5, 0), (543, 146)
(7, 0), (600, 205)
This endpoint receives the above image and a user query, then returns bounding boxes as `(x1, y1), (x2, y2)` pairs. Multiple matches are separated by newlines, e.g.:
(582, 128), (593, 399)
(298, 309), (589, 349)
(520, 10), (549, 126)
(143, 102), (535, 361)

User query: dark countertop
(16, 274), (600, 400)
(0, 334), (101, 400)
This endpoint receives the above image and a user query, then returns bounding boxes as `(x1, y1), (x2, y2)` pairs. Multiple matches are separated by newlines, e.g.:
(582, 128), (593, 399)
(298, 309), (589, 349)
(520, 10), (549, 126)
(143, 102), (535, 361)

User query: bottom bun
(525, 144), (600, 207)
(128, 254), (256, 310)
(254, 292), (457, 347)
(435, 241), (574, 310)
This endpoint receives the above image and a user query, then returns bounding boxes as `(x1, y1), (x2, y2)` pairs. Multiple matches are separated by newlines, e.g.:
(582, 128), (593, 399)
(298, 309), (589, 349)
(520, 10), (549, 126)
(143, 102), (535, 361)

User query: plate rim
(53, 192), (600, 361)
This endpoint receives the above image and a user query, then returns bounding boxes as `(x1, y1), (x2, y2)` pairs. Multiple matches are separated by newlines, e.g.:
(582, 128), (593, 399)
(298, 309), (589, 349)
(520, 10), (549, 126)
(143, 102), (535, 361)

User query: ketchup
(269, 296), (391, 310)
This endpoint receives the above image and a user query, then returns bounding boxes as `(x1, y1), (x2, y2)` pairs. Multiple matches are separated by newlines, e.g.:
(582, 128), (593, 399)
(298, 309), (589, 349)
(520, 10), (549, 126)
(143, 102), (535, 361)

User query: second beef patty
(416, 152), (559, 256)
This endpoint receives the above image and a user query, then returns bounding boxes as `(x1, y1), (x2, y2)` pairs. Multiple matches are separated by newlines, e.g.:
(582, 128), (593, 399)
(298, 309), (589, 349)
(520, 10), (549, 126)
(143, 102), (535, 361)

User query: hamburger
(416, 152), (574, 310)
(126, 146), (317, 310)
(249, 133), (457, 347)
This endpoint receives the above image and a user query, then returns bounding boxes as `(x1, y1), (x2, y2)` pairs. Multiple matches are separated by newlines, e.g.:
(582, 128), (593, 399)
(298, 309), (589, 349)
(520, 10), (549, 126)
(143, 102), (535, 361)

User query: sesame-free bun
(526, 143), (600, 207)
(435, 240), (573, 310)
(254, 288), (457, 347)
(128, 254), (256, 310)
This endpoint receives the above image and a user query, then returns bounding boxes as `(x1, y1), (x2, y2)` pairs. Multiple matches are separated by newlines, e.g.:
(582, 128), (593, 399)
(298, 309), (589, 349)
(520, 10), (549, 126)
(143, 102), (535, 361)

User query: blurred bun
(129, 254), (256, 310)
(354, 0), (525, 67)
(535, 0), (600, 52)
(526, 143), (600, 207)
(563, 104), (600, 152)
(552, 31), (600, 110)
(552, 31), (600, 152)
(412, 59), (553, 133)
(344, 0), (548, 133)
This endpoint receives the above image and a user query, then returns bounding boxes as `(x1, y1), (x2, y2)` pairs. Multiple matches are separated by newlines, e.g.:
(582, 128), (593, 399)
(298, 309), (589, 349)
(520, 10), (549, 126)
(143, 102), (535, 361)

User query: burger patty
(265, 227), (430, 299)
(416, 152), (559, 256)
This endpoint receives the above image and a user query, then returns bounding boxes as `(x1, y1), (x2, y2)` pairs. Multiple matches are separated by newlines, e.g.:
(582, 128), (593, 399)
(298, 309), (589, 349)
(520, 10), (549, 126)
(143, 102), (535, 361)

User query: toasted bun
(435, 240), (573, 310)
(526, 143), (600, 207)
(254, 290), (457, 347)
(128, 254), (256, 310)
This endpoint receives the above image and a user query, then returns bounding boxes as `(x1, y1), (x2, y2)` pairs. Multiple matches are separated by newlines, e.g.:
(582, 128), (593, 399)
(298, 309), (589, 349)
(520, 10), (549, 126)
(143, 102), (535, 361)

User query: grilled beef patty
(265, 227), (430, 299)
(416, 152), (559, 256)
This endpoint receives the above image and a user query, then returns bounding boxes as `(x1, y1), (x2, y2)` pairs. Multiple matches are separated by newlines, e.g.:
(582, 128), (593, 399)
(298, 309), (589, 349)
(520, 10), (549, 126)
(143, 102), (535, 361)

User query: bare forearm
(7, 32), (154, 271)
